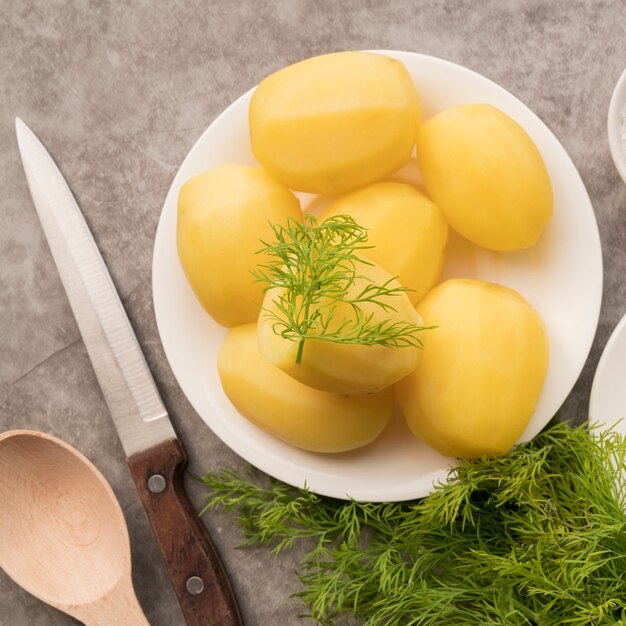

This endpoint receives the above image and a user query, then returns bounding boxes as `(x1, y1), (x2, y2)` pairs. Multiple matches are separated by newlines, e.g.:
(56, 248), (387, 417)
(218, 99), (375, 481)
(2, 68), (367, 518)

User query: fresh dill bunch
(197, 422), (626, 625)
(253, 214), (427, 364)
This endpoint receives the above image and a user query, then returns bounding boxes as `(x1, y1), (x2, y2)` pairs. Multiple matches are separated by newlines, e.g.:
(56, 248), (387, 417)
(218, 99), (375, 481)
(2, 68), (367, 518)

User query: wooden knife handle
(128, 438), (243, 626)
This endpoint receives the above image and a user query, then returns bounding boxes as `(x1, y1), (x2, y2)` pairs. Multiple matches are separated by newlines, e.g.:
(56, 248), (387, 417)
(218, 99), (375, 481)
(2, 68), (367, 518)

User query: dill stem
(296, 339), (305, 364)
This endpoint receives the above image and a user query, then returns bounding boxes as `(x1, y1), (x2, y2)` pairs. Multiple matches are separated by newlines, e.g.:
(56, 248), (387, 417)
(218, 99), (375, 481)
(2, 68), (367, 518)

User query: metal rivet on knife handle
(186, 576), (205, 596)
(148, 474), (167, 494)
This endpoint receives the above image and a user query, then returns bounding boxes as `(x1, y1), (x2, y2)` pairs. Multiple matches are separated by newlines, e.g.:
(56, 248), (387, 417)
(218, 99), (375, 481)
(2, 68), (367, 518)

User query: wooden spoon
(0, 430), (149, 625)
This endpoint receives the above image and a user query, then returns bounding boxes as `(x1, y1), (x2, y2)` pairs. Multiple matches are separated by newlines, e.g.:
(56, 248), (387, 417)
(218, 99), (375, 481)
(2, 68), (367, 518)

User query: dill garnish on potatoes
(254, 214), (427, 394)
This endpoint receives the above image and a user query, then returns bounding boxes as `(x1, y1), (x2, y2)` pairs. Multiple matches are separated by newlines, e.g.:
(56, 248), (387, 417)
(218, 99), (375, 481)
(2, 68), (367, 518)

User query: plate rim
(590, 313), (626, 428)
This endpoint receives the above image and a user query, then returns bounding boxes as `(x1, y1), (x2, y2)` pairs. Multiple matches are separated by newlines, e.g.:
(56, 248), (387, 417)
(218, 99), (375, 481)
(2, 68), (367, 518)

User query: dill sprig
(253, 214), (426, 364)
(197, 422), (626, 625)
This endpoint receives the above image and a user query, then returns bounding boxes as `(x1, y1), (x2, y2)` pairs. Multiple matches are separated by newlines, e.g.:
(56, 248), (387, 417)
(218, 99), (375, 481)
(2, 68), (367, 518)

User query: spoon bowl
(0, 430), (148, 625)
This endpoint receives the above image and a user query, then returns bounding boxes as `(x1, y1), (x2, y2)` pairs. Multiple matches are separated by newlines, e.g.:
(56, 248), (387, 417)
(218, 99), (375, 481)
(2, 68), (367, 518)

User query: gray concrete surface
(1, 1), (626, 624)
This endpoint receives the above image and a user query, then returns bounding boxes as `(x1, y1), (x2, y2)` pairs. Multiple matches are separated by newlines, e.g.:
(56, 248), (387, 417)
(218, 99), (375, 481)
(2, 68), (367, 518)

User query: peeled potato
(395, 279), (548, 458)
(258, 259), (424, 395)
(318, 182), (448, 304)
(249, 51), (420, 194)
(218, 324), (394, 452)
(177, 164), (301, 327)
(416, 104), (553, 251)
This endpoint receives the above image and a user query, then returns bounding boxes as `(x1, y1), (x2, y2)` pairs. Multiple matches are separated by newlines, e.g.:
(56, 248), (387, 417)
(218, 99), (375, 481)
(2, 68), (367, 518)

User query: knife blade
(15, 118), (243, 626)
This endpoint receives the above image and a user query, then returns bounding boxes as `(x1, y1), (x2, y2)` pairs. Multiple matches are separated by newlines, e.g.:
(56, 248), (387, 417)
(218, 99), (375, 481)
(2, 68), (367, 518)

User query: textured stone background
(1, 1), (625, 624)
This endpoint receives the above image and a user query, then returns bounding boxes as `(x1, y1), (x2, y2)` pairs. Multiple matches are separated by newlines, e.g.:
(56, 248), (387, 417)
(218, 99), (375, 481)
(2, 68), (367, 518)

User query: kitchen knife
(15, 118), (243, 626)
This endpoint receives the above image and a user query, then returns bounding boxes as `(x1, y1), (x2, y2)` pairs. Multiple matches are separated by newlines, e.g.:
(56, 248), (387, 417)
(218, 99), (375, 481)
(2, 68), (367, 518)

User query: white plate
(152, 51), (602, 501)
(590, 314), (626, 433)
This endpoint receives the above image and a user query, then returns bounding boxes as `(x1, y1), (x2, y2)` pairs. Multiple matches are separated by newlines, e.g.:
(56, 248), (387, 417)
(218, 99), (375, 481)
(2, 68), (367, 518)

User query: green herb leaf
(253, 214), (428, 364)
(197, 422), (626, 625)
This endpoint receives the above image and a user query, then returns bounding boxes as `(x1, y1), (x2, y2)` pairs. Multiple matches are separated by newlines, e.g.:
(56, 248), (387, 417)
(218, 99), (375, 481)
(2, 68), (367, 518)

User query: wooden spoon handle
(128, 439), (243, 626)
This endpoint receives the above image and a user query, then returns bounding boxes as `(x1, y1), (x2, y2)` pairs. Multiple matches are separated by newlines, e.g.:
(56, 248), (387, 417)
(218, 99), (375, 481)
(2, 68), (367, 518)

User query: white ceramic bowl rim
(607, 68), (626, 183)
(590, 313), (626, 432)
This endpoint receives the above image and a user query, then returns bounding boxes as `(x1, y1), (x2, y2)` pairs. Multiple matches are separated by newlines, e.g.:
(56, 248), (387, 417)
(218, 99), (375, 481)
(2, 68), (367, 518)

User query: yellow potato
(258, 260), (424, 395)
(177, 164), (301, 327)
(416, 104), (553, 251)
(249, 51), (420, 194)
(318, 182), (448, 304)
(395, 279), (548, 458)
(218, 324), (394, 452)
